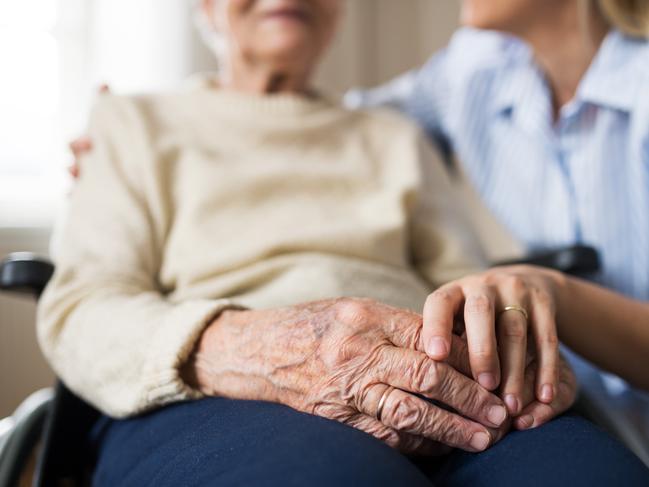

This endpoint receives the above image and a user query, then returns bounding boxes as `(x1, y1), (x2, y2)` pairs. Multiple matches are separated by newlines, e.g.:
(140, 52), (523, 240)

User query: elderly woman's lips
(262, 9), (310, 23)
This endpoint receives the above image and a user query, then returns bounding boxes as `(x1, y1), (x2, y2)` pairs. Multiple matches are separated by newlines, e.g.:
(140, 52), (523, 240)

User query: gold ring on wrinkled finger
(376, 386), (396, 422)
(499, 305), (529, 321)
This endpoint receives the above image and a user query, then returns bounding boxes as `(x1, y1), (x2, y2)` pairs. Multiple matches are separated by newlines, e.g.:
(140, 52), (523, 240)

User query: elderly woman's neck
(221, 57), (313, 95)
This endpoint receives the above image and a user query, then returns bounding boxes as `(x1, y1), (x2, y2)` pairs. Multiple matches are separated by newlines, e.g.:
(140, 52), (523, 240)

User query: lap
(421, 413), (649, 487)
(91, 398), (649, 487)
(91, 397), (431, 487)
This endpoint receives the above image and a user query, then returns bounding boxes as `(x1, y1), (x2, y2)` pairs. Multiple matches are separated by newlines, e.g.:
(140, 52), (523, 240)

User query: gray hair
(193, 0), (227, 61)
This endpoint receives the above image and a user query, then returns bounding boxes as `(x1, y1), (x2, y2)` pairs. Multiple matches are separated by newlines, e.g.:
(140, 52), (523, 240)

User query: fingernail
(478, 373), (497, 390)
(517, 414), (534, 429)
(487, 405), (507, 426)
(427, 337), (448, 358)
(504, 394), (520, 415)
(470, 432), (491, 451)
(540, 384), (554, 403)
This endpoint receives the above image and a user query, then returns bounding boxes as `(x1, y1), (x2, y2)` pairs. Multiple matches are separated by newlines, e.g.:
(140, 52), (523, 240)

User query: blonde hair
(597, 0), (649, 38)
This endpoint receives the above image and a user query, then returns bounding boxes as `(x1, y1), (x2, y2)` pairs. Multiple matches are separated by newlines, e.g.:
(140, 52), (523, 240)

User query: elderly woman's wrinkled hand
(183, 298), (510, 455)
(421, 265), (577, 421)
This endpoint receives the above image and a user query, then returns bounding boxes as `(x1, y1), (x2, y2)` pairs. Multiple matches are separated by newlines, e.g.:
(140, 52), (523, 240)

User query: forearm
(182, 304), (327, 408)
(552, 272), (649, 390)
(38, 280), (242, 417)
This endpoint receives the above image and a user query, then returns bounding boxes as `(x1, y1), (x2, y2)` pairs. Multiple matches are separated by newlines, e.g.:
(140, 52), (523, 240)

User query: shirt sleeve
(409, 134), (488, 287)
(344, 69), (420, 114)
(37, 95), (245, 418)
(345, 49), (454, 164)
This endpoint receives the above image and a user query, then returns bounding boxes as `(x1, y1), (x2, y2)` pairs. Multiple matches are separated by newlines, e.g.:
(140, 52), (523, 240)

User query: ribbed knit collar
(211, 87), (335, 117)
(188, 74), (338, 121)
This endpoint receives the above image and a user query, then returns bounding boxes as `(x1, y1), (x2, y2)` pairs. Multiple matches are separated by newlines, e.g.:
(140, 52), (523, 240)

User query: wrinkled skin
(184, 297), (577, 455)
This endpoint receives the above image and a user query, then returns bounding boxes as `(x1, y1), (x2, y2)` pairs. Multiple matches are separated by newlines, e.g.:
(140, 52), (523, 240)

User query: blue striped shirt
(348, 28), (649, 301)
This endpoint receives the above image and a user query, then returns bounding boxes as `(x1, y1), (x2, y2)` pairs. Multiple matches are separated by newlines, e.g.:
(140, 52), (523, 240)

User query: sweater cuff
(140, 299), (247, 412)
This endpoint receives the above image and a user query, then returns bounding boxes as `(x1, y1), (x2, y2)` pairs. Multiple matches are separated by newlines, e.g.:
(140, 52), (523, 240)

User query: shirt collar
(489, 37), (539, 116)
(492, 29), (649, 116)
(577, 30), (649, 112)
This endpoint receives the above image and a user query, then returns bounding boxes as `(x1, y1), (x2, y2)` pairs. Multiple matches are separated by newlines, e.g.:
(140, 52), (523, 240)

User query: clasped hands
(186, 266), (577, 455)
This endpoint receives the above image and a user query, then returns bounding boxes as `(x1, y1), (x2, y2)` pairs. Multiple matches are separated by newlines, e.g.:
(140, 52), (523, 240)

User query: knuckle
(450, 378), (489, 418)
(470, 345), (495, 359)
(329, 334), (364, 365)
(409, 357), (441, 393)
(502, 376), (524, 394)
(427, 289), (453, 306)
(501, 319), (527, 341)
(312, 403), (352, 422)
(435, 369), (463, 403)
(466, 294), (492, 315)
(354, 382), (377, 412)
(533, 289), (555, 311)
(482, 272), (498, 286)
(541, 367), (558, 384)
(458, 384), (483, 412)
(505, 275), (527, 296)
(388, 395), (423, 431)
(411, 324), (423, 351)
(539, 331), (559, 350)
(435, 415), (470, 446)
(334, 299), (372, 325)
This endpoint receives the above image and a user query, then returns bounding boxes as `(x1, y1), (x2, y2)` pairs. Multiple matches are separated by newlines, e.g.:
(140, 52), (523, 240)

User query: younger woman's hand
(68, 84), (110, 179)
(514, 352), (577, 430)
(422, 265), (565, 416)
(444, 331), (577, 432)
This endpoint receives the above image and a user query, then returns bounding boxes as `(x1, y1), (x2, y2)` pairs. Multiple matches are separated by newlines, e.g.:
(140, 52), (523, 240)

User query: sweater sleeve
(409, 135), (488, 287)
(37, 95), (244, 418)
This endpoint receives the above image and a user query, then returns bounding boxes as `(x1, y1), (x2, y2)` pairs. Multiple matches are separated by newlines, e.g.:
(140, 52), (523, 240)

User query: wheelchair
(1, 246), (647, 486)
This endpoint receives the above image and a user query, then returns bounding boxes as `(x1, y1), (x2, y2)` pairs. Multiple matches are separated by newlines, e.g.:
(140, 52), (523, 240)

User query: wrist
(180, 309), (242, 396)
(179, 306), (316, 404)
(546, 269), (574, 337)
(180, 316), (220, 395)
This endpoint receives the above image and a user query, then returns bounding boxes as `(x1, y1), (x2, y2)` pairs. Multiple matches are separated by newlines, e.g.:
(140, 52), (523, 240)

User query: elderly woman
(39, 1), (649, 486)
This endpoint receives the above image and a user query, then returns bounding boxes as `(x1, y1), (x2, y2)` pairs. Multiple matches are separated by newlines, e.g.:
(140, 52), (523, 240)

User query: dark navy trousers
(91, 397), (649, 487)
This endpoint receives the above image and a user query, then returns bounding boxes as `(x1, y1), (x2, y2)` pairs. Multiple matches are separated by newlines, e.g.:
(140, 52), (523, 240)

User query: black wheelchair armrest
(493, 245), (601, 277)
(0, 253), (55, 298)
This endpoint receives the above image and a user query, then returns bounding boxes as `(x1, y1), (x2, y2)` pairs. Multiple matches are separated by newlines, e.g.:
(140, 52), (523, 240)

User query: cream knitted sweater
(37, 87), (485, 418)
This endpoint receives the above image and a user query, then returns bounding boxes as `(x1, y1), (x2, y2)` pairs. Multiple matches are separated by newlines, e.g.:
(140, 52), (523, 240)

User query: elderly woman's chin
(254, 29), (323, 67)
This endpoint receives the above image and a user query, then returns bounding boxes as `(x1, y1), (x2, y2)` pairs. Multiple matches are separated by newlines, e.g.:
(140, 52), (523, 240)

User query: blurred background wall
(0, 0), (461, 417)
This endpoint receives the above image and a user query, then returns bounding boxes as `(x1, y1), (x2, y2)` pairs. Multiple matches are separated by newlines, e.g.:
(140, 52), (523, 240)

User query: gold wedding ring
(376, 386), (395, 422)
(499, 305), (529, 321)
